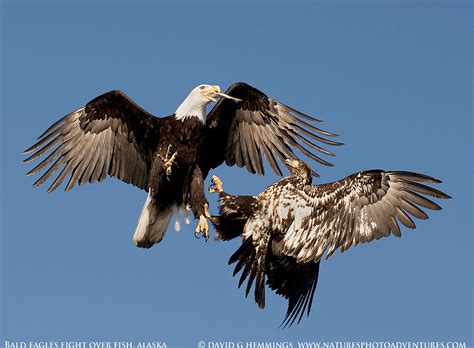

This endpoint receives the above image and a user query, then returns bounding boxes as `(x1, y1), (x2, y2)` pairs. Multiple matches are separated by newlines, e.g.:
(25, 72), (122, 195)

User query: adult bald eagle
(23, 83), (342, 248)
(208, 159), (450, 326)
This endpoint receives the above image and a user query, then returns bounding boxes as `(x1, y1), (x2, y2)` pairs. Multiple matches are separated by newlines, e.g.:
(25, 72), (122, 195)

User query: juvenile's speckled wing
(200, 82), (342, 178)
(278, 171), (451, 263)
(23, 90), (161, 192)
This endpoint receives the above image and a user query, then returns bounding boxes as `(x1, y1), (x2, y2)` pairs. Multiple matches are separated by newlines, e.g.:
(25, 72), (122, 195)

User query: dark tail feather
(280, 261), (320, 328)
(264, 250), (321, 328)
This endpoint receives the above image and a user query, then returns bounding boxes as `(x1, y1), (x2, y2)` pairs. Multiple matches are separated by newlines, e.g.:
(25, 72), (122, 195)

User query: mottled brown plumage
(210, 160), (450, 326)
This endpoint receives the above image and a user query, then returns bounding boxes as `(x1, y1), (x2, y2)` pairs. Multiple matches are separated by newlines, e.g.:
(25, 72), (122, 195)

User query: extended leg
(190, 166), (210, 241)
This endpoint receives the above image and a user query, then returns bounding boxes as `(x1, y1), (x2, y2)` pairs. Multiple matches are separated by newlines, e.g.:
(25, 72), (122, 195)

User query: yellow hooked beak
(202, 85), (241, 103)
(202, 85), (221, 102)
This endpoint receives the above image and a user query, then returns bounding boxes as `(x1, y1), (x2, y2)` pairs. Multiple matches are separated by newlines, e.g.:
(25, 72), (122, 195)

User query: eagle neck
(291, 174), (312, 186)
(175, 97), (207, 123)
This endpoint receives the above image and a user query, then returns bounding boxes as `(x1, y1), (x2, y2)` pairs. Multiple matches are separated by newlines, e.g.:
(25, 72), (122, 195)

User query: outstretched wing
(23, 90), (161, 192)
(278, 171), (451, 263)
(200, 82), (342, 178)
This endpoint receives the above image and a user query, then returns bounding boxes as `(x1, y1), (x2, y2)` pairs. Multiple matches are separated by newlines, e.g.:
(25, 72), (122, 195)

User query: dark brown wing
(23, 90), (161, 192)
(277, 171), (450, 263)
(200, 82), (342, 178)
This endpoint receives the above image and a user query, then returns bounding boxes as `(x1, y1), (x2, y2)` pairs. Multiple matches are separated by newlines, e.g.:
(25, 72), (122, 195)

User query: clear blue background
(1, 1), (472, 346)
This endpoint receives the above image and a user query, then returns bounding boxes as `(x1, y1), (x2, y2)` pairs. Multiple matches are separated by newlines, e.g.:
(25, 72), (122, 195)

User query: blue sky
(1, 1), (472, 346)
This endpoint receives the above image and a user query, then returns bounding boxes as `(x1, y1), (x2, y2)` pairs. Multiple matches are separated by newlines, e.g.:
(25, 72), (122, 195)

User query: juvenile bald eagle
(23, 83), (341, 248)
(209, 159), (450, 326)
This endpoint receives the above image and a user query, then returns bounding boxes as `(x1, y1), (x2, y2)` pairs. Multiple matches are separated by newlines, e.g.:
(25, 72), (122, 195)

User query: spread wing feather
(23, 90), (161, 192)
(279, 171), (450, 263)
(200, 82), (342, 178)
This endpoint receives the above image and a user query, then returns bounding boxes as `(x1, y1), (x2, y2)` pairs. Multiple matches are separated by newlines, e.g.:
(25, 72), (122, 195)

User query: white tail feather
(133, 194), (172, 248)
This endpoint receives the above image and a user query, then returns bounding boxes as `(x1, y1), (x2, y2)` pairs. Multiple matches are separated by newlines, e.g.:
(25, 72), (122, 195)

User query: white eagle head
(175, 84), (237, 122)
(285, 159), (312, 185)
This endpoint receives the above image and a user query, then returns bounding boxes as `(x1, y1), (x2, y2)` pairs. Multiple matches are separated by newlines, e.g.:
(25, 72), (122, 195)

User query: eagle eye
(199, 86), (205, 90)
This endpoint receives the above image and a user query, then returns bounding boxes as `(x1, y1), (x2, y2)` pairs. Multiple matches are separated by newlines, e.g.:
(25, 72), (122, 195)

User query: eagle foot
(194, 203), (211, 241)
(209, 175), (223, 193)
(194, 215), (209, 241)
(158, 144), (178, 181)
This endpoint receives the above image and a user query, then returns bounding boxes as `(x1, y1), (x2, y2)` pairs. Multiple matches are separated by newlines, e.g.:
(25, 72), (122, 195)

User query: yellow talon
(194, 203), (210, 240)
(158, 144), (178, 180)
(209, 175), (223, 193)
(194, 214), (209, 240)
